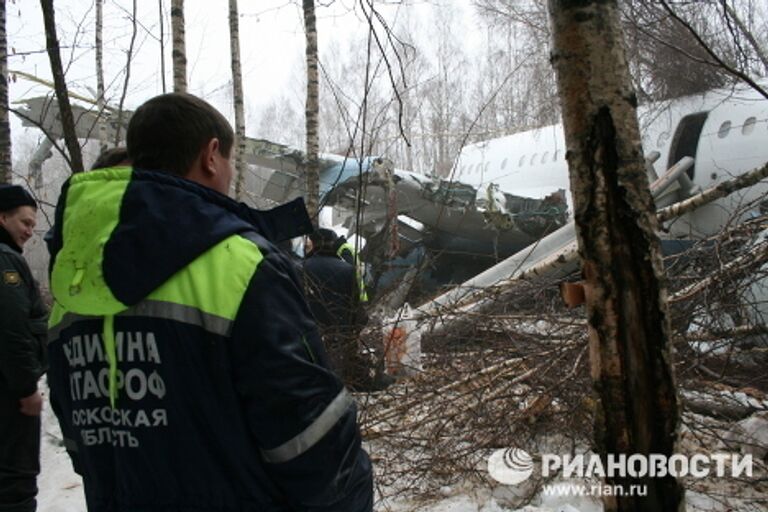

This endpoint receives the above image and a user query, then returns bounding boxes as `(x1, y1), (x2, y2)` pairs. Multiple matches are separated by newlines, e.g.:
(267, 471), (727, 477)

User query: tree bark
(303, 0), (320, 226)
(159, 0), (167, 94)
(114, 0), (137, 145)
(40, 0), (84, 174)
(548, 1), (682, 510)
(95, 0), (108, 155)
(0, 0), (11, 183)
(171, 0), (187, 93)
(228, 0), (246, 200)
(658, 162), (768, 223)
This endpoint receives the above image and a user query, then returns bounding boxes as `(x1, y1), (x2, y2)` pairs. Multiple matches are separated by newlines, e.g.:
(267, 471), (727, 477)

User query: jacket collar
(0, 225), (21, 253)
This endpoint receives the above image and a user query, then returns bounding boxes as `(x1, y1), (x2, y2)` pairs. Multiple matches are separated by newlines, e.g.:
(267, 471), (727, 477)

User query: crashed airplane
(241, 79), (768, 293)
(13, 78), (768, 298)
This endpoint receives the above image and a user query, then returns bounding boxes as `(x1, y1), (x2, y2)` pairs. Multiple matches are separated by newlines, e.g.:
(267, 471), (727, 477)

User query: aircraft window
(483, 162), (490, 174)
(742, 117), (756, 135)
(519, 155), (526, 167)
(501, 158), (507, 170)
(541, 151), (549, 164)
(657, 131), (669, 147)
(553, 150), (559, 161)
(717, 121), (731, 138)
(530, 153), (538, 165)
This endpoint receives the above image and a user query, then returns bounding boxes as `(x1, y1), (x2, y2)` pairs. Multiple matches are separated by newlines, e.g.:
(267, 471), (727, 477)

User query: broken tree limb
(363, 356), (531, 431)
(683, 395), (759, 421)
(679, 324), (768, 342)
(658, 161), (768, 223)
(670, 237), (768, 303)
(400, 159), (768, 358)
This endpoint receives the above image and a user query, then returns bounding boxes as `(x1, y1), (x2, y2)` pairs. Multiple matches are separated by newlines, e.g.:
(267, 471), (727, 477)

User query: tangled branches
(358, 200), (768, 509)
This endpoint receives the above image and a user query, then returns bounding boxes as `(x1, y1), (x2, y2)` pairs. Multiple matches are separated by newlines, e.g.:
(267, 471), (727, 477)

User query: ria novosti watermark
(488, 448), (753, 497)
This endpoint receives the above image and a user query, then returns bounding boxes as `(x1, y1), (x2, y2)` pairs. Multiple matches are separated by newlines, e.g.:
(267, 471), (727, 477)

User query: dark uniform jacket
(46, 168), (372, 512)
(0, 232), (48, 398)
(303, 252), (366, 334)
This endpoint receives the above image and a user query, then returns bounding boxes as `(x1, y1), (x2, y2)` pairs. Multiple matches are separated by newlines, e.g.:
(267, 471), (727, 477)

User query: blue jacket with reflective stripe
(47, 169), (372, 512)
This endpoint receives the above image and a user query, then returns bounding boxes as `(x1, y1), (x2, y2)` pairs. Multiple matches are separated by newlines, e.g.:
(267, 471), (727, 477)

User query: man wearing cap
(0, 184), (47, 512)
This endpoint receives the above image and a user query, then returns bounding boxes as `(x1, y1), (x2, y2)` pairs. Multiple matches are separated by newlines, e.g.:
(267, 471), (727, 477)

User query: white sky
(7, 1), (479, 134)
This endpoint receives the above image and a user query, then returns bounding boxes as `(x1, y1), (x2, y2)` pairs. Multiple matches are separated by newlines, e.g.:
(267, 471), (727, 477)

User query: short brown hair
(126, 93), (234, 176)
(91, 147), (130, 170)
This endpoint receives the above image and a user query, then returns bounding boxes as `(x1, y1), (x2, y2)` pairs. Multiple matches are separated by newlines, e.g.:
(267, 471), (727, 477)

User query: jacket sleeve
(229, 246), (373, 512)
(0, 250), (46, 398)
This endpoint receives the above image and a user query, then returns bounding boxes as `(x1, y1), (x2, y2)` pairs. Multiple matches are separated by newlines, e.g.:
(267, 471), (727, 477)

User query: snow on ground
(36, 381), (757, 512)
(37, 385), (85, 512)
(37, 401), (586, 512)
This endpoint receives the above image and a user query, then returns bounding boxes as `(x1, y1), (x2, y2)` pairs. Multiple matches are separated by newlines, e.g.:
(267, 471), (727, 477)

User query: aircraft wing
(13, 95), (130, 143)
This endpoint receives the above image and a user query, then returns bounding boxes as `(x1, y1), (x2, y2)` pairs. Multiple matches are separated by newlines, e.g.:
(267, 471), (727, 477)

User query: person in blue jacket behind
(46, 93), (373, 511)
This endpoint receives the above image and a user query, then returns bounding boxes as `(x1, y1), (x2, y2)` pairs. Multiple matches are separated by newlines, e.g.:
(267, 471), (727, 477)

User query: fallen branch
(658, 161), (768, 222)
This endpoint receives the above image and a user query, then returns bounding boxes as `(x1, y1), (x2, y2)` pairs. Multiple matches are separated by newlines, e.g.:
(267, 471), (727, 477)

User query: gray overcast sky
(6, 0), (479, 158)
(7, 1), (476, 107)
(10, 1), (320, 109)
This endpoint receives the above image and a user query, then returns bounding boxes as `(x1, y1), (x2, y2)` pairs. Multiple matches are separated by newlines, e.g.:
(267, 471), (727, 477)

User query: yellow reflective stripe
(336, 242), (354, 259)
(147, 235), (263, 321)
(51, 168), (132, 315)
(48, 302), (67, 330)
(49, 235), (262, 337)
(335, 242), (368, 302)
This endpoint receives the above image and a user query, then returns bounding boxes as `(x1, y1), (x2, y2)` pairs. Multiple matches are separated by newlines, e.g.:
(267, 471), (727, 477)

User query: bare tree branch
(114, 0), (138, 145)
(40, 0), (84, 174)
(659, 0), (768, 100)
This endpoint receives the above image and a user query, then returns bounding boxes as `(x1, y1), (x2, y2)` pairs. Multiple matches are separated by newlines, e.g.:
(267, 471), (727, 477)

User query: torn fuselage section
(327, 162), (570, 259)
(322, 162), (570, 299)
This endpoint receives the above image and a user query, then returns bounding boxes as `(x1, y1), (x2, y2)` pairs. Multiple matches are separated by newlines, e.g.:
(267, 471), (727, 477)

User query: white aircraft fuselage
(455, 80), (768, 241)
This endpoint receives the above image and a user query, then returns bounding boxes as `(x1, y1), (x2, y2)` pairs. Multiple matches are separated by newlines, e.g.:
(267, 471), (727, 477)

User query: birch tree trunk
(228, 0), (246, 200)
(95, 0), (107, 155)
(0, 0), (11, 184)
(41, 0), (84, 174)
(303, 0), (320, 226)
(159, 0), (167, 93)
(171, 0), (187, 93)
(547, 1), (683, 510)
(114, 0), (137, 145)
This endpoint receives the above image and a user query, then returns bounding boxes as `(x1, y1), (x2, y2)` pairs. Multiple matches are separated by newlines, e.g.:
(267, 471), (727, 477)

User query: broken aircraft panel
(12, 95), (569, 258)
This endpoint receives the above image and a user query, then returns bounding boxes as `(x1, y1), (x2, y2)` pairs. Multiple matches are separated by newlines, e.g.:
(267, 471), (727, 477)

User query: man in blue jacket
(304, 229), (367, 387)
(0, 185), (47, 512)
(46, 93), (373, 511)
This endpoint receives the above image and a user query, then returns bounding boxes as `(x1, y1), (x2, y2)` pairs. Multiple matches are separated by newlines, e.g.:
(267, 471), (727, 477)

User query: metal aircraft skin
(244, 79), (768, 261)
(14, 79), (768, 263)
(455, 79), (768, 241)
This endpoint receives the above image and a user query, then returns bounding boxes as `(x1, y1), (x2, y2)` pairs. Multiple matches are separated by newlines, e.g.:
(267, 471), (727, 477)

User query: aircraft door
(667, 111), (709, 179)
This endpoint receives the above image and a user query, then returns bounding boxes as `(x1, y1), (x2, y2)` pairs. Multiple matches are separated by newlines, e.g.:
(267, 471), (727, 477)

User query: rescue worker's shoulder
(235, 231), (291, 264)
